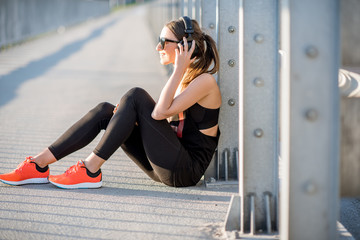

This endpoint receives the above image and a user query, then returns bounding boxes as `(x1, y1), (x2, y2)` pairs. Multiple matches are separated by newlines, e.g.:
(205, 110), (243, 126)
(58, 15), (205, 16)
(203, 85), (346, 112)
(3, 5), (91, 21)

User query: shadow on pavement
(0, 18), (119, 107)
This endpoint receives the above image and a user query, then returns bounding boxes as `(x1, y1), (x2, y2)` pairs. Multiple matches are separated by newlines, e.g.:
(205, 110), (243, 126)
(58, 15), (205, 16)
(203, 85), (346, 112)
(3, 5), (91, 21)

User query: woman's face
(156, 27), (179, 65)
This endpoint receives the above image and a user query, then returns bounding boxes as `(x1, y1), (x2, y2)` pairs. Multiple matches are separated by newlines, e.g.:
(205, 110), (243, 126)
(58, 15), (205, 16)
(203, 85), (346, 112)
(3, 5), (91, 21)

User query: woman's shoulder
(191, 73), (218, 86)
(191, 73), (221, 108)
(197, 72), (216, 80)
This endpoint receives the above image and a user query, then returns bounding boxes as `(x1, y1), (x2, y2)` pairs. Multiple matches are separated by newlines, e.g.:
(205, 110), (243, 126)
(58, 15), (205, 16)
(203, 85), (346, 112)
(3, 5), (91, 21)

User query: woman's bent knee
(121, 87), (152, 105)
(126, 87), (147, 97)
(90, 102), (114, 118)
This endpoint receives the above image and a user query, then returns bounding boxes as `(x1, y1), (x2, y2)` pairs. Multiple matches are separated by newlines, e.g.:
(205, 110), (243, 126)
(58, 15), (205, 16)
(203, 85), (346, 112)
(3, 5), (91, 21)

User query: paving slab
(0, 5), (237, 240)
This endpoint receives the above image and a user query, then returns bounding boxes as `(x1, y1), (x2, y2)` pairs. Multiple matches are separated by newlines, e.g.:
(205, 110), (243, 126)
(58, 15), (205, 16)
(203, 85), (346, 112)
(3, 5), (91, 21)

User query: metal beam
(239, 0), (279, 233)
(225, 0), (279, 235)
(279, 0), (340, 239)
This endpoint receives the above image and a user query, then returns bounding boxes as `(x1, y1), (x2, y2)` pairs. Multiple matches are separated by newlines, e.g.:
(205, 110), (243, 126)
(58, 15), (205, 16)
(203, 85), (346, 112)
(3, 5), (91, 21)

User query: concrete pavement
(0, 5), (237, 240)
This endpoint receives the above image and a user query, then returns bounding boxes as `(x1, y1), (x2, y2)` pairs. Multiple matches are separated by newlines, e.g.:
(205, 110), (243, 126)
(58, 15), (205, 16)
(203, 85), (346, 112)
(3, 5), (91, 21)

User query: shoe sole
(49, 180), (102, 189)
(0, 178), (49, 186)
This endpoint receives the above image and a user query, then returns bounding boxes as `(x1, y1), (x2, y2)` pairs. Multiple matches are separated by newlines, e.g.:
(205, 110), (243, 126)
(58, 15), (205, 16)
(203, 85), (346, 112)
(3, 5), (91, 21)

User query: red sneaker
(0, 157), (49, 185)
(49, 160), (102, 189)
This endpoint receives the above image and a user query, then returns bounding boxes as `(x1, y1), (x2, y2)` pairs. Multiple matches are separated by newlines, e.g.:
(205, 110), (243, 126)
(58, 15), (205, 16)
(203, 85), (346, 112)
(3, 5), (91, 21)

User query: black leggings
(48, 87), (193, 187)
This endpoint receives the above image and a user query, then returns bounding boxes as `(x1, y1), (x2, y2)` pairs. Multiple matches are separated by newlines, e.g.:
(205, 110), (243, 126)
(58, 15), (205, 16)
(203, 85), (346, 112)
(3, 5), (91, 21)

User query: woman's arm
(151, 65), (185, 120)
(152, 72), (220, 120)
(151, 37), (195, 120)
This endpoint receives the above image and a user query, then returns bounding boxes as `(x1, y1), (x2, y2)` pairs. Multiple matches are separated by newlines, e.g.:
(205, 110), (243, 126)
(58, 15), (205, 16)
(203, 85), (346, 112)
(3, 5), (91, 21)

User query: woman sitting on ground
(0, 16), (221, 189)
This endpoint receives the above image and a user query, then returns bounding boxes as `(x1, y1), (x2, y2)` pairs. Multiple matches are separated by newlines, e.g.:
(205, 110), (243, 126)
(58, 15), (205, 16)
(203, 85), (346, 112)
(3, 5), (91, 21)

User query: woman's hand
(174, 37), (196, 73)
(152, 38), (197, 121)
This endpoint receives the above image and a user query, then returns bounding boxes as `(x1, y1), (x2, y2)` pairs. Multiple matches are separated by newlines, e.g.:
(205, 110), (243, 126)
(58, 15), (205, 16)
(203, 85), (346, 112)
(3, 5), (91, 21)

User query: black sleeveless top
(187, 103), (220, 129)
(169, 102), (220, 186)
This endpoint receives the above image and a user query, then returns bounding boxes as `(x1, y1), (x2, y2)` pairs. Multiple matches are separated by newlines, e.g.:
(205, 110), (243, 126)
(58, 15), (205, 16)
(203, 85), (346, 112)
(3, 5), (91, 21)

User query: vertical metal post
(171, 0), (177, 19)
(217, 0), (239, 182)
(173, 0), (181, 19)
(235, 148), (239, 180)
(264, 192), (272, 234)
(216, 149), (220, 180)
(238, 1), (245, 232)
(187, 0), (192, 18)
(224, 148), (229, 181)
(239, 0), (279, 234)
(200, 0), (217, 41)
(167, 0), (172, 22)
(179, 0), (184, 16)
(224, 0), (279, 235)
(194, 0), (201, 23)
(279, 0), (340, 239)
(249, 194), (256, 235)
(202, 0), (219, 182)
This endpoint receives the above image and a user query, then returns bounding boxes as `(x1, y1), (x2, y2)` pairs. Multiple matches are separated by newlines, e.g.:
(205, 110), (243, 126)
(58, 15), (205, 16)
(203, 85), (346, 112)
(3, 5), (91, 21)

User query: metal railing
(0, 0), (110, 49)
(146, 0), (342, 239)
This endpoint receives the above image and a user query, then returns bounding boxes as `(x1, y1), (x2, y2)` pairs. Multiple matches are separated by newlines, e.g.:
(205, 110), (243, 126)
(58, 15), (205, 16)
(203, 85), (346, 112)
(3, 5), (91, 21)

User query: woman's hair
(165, 18), (220, 88)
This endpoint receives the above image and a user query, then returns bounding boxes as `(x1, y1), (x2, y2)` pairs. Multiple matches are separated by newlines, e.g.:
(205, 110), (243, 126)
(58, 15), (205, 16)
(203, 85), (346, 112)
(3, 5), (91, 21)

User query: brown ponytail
(202, 33), (219, 75)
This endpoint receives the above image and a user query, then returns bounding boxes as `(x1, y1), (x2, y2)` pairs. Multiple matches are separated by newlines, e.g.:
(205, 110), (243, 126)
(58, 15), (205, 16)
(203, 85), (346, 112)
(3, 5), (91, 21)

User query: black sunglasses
(158, 37), (180, 50)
